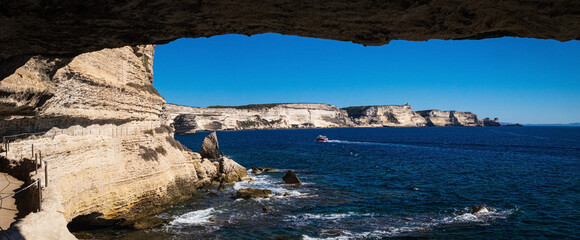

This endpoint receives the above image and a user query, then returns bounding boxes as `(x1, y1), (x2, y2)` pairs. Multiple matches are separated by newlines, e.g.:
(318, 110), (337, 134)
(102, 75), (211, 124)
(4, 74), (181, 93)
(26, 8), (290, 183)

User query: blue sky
(153, 34), (579, 124)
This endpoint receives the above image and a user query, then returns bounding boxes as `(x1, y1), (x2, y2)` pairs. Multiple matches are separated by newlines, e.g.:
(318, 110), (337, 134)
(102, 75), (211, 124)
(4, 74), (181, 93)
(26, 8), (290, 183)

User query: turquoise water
(91, 127), (580, 239)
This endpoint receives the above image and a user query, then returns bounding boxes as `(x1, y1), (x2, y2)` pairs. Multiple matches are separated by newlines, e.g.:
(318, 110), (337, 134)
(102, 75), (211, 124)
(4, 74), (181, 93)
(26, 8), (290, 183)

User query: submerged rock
(132, 216), (164, 229)
(258, 166), (279, 172)
(282, 170), (301, 184)
(236, 188), (272, 199)
(200, 132), (219, 159)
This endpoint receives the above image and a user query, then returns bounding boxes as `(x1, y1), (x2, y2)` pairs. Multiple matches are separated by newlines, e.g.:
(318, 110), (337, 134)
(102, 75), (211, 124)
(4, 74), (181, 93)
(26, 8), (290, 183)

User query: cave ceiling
(0, 0), (578, 70)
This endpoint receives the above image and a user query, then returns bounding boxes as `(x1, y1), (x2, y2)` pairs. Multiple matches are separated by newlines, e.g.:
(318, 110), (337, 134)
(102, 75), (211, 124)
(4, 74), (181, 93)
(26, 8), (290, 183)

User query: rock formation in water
(236, 188), (272, 199)
(0, 45), (246, 238)
(162, 103), (353, 132)
(480, 117), (502, 127)
(200, 132), (220, 159)
(342, 104), (427, 127)
(218, 157), (247, 183)
(282, 170), (301, 184)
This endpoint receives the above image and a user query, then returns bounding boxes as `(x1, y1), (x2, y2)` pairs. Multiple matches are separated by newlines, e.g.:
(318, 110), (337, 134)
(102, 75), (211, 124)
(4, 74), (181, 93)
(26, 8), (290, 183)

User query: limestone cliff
(342, 105), (427, 127)
(416, 110), (482, 126)
(0, 45), (163, 136)
(0, 45), (246, 239)
(162, 103), (353, 133)
(163, 103), (502, 131)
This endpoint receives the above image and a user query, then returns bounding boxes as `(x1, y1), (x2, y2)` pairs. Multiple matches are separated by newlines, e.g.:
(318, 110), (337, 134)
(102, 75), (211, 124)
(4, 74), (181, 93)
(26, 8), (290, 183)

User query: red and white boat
(316, 135), (328, 142)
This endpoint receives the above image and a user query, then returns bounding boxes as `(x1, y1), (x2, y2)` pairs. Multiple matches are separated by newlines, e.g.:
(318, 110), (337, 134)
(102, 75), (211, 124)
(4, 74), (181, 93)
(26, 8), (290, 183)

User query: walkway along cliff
(0, 45), (246, 239)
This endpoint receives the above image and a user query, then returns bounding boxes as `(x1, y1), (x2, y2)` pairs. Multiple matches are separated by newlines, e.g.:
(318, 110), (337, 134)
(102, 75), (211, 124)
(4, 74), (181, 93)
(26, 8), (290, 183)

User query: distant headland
(162, 103), (512, 134)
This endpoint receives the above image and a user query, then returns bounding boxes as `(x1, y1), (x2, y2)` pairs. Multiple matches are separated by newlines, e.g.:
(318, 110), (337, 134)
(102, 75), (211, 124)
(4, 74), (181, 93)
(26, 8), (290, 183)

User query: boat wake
(324, 139), (438, 150)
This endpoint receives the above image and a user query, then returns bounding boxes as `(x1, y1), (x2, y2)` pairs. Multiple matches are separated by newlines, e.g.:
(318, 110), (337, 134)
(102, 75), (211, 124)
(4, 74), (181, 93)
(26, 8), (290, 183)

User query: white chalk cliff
(162, 103), (354, 134)
(163, 104), (500, 132)
(342, 105), (427, 127)
(0, 45), (246, 239)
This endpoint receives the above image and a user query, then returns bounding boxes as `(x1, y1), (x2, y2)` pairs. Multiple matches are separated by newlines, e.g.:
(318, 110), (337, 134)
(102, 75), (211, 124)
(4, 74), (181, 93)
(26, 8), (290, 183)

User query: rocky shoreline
(163, 103), (505, 134)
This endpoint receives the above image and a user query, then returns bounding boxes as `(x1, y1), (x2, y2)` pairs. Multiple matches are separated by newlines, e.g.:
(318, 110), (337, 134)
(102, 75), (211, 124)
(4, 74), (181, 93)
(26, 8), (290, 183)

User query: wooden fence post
(44, 161), (48, 187)
(35, 155), (38, 175)
(37, 178), (42, 212)
(31, 144), (34, 159)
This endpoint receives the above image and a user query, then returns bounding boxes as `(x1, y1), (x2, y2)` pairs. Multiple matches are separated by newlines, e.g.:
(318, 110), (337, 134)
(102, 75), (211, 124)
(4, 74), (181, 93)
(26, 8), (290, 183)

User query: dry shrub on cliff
(155, 146), (167, 155)
(139, 145), (158, 161)
(165, 136), (189, 152)
(155, 125), (173, 134)
(144, 129), (154, 135)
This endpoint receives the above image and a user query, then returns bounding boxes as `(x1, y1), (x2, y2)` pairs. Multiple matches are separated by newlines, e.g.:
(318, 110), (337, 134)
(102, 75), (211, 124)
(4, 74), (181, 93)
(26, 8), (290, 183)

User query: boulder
(282, 170), (301, 184)
(251, 166), (262, 174)
(218, 157), (248, 183)
(236, 188), (272, 199)
(471, 205), (494, 214)
(200, 132), (219, 159)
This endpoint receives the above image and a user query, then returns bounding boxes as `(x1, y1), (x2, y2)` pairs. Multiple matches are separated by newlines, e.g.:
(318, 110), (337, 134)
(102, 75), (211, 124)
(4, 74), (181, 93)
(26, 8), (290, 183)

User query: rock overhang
(0, 0), (578, 63)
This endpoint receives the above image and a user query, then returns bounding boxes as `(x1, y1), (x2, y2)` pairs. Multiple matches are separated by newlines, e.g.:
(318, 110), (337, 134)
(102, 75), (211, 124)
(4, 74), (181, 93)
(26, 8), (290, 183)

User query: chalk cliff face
(417, 110), (481, 126)
(164, 103), (501, 131)
(0, 45), (246, 238)
(163, 103), (353, 133)
(0, 45), (163, 136)
(342, 105), (427, 127)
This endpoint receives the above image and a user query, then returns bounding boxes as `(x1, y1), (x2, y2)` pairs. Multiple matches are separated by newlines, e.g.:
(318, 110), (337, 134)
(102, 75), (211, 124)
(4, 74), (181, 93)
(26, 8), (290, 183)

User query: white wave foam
(324, 139), (436, 150)
(445, 213), (481, 223)
(289, 212), (371, 221)
(298, 206), (515, 239)
(170, 208), (215, 226)
(233, 171), (304, 197)
(442, 207), (514, 224)
(302, 227), (424, 240)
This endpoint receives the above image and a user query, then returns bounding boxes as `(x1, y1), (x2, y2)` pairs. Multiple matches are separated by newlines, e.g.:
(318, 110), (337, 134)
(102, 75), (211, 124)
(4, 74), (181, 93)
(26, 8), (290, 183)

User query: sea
(85, 127), (580, 239)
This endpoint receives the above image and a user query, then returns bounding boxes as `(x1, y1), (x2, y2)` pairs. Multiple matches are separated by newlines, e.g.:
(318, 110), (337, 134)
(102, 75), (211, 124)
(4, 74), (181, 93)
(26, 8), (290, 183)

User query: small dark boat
(316, 135), (328, 142)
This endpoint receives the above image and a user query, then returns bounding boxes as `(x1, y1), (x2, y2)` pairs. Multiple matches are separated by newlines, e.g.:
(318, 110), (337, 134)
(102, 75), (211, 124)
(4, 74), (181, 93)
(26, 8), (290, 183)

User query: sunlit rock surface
(0, 45), (245, 238)
(163, 103), (354, 132)
(164, 103), (500, 130)
(343, 105), (427, 127)
(417, 110), (481, 126)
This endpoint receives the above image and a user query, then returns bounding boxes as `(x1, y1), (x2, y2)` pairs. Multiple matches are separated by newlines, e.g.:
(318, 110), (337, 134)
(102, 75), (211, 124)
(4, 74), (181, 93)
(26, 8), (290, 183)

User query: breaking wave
(169, 207), (216, 226)
(297, 206), (515, 239)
